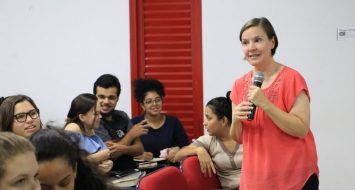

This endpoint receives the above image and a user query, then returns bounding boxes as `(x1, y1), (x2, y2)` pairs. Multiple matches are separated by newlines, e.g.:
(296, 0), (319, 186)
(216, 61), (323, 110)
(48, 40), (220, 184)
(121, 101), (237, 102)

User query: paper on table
(159, 148), (168, 158)
(111, 171), (145, 188)
(134, 157), (166, 162)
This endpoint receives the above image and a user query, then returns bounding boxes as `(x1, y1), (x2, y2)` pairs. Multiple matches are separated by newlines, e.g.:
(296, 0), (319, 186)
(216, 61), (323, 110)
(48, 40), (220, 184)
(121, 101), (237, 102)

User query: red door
(129, 0), (203, 141)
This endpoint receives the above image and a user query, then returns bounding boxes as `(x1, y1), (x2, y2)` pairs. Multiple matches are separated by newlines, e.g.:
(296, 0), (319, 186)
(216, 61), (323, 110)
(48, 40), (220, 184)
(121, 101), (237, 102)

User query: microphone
(248, 71), (264, 120)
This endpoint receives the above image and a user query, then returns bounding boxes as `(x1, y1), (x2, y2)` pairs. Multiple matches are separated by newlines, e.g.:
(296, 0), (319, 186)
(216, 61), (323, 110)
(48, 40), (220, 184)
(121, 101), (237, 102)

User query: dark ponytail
(0, 97), (5, 105)
(226, 91), (231, 102)
(206, 91), (232, 125)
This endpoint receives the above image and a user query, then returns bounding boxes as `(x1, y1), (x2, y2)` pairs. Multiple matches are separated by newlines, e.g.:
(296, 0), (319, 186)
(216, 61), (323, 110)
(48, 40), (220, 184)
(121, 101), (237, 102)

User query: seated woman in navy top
(64, 93), (113, 173)
(131, 78), (190, 162)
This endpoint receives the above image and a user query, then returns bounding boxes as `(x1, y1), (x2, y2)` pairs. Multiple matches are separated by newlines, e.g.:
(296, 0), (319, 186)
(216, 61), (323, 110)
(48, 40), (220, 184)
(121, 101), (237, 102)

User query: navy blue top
(95, 110), (133, 142)
(131, 115), (190, 158)
(95, 110), (136, 171)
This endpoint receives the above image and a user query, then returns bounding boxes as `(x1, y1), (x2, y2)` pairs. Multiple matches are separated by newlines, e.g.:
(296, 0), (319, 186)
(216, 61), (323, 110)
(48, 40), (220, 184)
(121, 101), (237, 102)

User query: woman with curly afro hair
(131, 78), (189, 163)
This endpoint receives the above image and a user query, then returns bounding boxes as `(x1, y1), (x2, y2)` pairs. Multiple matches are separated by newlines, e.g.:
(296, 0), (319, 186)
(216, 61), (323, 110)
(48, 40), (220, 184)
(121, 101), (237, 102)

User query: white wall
(1, 0), (354, 189)
(0, 0), (131, 126)
(202, 0), (355, 189)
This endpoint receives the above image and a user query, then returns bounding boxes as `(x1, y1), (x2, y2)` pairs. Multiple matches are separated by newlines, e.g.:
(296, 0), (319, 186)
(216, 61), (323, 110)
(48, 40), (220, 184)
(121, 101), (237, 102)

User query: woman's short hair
(239, 17), (278, 56)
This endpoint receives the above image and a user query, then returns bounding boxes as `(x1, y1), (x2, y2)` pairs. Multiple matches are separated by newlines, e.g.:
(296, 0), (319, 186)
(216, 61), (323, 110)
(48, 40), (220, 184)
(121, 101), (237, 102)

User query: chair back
(138, 166), (189, 190)
(181, 156), (221, 190)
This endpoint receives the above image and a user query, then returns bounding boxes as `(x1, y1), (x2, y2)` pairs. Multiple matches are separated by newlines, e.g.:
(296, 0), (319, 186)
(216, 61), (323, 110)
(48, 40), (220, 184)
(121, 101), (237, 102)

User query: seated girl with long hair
(64, 93), (113, 173)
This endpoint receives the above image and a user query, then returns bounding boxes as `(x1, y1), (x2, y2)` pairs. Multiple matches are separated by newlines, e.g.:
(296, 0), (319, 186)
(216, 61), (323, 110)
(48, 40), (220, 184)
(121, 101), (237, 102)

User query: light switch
(337, 28), (355, 40)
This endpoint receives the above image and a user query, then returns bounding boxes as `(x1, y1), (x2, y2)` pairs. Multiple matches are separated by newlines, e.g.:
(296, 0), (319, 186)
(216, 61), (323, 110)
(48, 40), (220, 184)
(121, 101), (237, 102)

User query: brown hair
(239, 17), (278, 56)
(0, 94), (42, 132)
(0, 132), (35, 179)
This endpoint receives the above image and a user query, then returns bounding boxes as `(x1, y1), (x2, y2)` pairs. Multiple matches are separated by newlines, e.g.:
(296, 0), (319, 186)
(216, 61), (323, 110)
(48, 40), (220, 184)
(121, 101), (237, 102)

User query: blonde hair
(0, 132), (35, 179)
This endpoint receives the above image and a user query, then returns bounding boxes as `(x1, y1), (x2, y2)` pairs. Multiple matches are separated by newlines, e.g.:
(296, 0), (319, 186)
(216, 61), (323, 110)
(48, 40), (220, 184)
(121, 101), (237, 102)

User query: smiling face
(241, 26), (275, 67)
(80, 104), (101, 130)
(37, 157), (76, 190)
(141, 91), (163, 117)
(12, 101), (41, 138)
(0, 152), (40, 190)
(95, 87), (119, 116)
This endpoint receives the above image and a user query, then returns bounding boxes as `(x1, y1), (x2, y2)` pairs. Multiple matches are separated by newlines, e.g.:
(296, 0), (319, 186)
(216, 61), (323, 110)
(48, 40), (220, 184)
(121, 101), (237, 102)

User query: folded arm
(87, 148), (110, 162)
(106, 137), (144, 159)
(174, 145), (216, 176)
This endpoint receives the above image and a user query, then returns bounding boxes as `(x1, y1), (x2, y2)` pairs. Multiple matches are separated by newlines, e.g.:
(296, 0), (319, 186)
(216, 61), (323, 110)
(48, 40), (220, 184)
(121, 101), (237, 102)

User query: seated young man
(93, 74), (149, 171)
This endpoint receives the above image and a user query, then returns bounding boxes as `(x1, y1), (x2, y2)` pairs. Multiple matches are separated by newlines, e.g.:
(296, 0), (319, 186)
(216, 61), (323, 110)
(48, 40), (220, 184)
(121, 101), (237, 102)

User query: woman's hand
(196, 147), (216, 177)
(87, 149), (111, 163)
(233, 101), (253, 122)
(166, 147), (180, 162)
(248, 85), (268, 109)
(134, 152), (153, 161)
(98, 159), (113, 173)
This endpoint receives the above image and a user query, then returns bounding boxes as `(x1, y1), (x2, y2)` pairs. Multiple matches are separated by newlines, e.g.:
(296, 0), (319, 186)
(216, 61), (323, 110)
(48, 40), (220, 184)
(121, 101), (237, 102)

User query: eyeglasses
(144, 97), (162, 105)
(13, 109), (40, 123)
